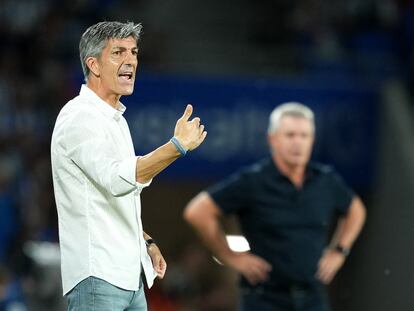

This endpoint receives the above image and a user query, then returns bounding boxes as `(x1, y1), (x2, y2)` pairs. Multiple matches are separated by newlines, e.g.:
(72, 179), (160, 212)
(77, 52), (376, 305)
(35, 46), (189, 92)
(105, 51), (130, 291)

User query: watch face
(335, 245), (350, 256)
(145, 238), (155, 247)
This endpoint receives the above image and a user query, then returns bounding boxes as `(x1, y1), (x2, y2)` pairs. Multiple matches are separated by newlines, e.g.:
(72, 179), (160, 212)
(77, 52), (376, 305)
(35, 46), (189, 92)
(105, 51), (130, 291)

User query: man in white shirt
(51, 21), (207, 311)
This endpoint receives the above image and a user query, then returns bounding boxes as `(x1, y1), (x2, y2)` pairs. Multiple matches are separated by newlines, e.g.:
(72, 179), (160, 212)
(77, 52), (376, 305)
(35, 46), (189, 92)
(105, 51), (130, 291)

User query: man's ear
(86, 57), (100, 77)
(267, 132), (279, 152)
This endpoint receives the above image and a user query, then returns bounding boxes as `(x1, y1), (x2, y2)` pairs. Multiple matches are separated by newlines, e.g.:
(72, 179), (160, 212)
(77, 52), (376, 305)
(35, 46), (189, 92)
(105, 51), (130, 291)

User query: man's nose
(124, 51), (137, 64)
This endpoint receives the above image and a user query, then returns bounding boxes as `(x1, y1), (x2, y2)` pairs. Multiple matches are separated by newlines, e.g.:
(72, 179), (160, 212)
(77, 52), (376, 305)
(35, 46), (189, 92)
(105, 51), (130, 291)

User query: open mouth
(118, 71), (134, 82)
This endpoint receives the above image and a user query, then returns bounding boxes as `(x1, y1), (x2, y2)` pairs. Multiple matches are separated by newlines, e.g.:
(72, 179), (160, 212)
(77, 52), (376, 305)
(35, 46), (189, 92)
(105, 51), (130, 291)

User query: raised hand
(173, 104), (207, 152)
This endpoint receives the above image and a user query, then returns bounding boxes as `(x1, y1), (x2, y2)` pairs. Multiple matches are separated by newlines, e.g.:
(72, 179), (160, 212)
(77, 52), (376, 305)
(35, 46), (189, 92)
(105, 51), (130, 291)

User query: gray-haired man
(184, 102), (365, 310)
(51, 21), (207, 310)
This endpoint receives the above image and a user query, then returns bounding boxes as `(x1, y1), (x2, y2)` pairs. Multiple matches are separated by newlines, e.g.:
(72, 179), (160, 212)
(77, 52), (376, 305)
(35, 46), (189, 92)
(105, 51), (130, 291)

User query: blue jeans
(240, 282), (330, 311)
(66, 277), (147, 311)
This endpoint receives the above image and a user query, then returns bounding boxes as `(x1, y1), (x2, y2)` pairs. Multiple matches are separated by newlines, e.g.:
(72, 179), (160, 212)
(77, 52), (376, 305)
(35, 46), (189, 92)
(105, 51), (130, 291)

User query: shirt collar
(268, 157), (318, 181)
(79, 84), (126, 121)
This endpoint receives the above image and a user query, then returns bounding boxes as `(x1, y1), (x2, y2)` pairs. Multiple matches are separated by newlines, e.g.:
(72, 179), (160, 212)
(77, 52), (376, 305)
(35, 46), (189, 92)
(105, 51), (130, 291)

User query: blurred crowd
(0, 0), (413, 310)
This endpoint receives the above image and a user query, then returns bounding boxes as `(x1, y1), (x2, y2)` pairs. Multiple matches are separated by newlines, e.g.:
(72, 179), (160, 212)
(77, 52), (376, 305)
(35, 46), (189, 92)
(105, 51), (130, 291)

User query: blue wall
(122, 72), (379, 190)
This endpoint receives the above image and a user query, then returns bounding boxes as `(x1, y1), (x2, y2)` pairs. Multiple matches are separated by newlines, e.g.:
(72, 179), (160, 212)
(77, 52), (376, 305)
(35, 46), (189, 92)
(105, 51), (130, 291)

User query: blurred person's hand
(147, 244), (167, 279)
(316, 249), (346, 284)
(226, 251), (272, 286)
(173, 104), (207, 152)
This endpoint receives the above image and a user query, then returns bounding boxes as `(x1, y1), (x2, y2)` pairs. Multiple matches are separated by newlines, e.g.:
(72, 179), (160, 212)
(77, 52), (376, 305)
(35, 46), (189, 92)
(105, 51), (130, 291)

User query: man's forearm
(143, 231), (152, 241)
(136, 104), (207, 183)
(184, 193), (235, 264)
(192, 216), (234, 264)
(331, 196), (366, 249)
(136, 141), (181, 183)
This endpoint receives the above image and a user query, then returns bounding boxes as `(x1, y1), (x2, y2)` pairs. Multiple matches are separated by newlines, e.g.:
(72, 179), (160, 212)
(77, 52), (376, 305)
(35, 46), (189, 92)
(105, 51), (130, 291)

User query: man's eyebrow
(111, 46), (138, 51)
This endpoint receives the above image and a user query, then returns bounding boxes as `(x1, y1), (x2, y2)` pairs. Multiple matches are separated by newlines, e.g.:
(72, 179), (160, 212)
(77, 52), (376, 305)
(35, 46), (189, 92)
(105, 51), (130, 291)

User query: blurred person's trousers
(66, 276), (147, 311)
(239, 281), (329, 311)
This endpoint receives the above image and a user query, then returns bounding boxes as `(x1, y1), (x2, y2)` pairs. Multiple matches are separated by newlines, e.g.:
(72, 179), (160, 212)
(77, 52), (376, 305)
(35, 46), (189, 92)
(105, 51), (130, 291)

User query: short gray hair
(268, 102), (315, 134)
(79, 21), (143, 80)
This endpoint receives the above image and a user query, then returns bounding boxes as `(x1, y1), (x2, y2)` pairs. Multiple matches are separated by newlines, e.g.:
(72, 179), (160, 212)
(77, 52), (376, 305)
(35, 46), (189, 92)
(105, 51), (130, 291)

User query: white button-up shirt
(51, 85), (156, 295)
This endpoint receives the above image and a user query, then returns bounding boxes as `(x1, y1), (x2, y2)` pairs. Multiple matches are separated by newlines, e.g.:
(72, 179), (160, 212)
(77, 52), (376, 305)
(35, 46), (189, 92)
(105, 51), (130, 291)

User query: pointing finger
(181, 104), (193, 121)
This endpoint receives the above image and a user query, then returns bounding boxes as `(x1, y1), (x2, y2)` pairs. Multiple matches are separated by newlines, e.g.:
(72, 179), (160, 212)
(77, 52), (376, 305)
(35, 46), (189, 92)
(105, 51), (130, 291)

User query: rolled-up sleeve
(118, 155), (139, 187)
(134, 157), (152, 192)
(63, 112), (139, 197)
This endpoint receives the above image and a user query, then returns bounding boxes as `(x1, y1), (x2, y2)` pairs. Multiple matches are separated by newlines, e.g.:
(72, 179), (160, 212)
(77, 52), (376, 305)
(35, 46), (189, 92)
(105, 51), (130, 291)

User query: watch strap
(333, 245), (350, 257)
(145, 238), (155, 247)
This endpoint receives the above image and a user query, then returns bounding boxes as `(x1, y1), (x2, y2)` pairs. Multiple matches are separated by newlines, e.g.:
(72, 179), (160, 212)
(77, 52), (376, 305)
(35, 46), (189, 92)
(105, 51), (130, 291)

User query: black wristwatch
(333, 245), (350, 257)
(145, 238), (156, 247)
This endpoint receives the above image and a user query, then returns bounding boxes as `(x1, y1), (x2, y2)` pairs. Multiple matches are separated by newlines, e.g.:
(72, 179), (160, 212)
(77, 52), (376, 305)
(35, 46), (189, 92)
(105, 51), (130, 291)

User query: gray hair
(79, 21), (143, 80)
(268, 102), (315, 134)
